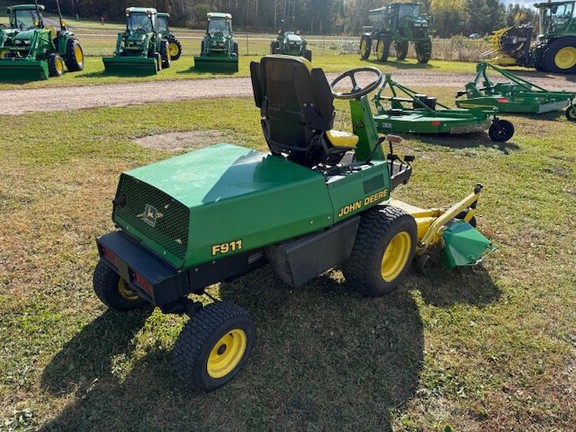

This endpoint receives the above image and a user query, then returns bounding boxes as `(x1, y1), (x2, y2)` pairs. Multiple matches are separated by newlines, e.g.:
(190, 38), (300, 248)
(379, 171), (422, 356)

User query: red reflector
(102, 247), (117, 265)
(431, 121), (441, 126)
(133, 272), (153, 295)
(497, 98), (508, 103)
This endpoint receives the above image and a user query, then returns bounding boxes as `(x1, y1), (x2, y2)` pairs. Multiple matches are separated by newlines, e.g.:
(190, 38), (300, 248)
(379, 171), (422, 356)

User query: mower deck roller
(102, 56), (159, 75)
(0, 58), (49, 81)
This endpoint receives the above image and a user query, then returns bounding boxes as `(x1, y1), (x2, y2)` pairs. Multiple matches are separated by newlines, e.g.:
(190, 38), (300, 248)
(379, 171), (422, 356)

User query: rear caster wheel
(344, 206), (417, 297)
(416, 254), (431, 274)
(92, 260), (148, 311)
(566, 105), (576, 122)
(173, 301), (256, 392)
(489, 119), (514, 142)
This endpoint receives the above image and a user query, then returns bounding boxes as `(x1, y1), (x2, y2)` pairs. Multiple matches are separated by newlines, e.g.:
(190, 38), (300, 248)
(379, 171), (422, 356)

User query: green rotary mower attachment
(93, 57), (496, 392)
(0, 2), (85, 81)
(194, 12), (238, 73)
(373, 73), (515, 142)
(102, 7), (171, 76)
(456, 62), (576, 121)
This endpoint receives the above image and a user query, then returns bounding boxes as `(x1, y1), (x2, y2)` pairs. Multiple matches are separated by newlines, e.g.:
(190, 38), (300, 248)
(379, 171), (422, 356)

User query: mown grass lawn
(1, 86), (575, 431)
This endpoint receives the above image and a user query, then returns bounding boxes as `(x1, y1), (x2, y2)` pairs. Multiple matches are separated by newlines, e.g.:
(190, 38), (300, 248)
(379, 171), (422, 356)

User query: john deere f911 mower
(103, 7), (171, 75)
(93, 56), (495, 391)
(194, 12), (238, 72)
(0, 1), (84, 80)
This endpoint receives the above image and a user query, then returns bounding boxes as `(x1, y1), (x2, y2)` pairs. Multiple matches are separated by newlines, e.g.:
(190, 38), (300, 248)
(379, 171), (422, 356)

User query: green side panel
(0, 59), (48, 80)
(375, 112), (491, 134)
(103, 56), (158, 75)
(327, 161), (391, 221)
(193, 55), (238, 72)
(441, 220), (494, 270)
(114, 144), (334, 269)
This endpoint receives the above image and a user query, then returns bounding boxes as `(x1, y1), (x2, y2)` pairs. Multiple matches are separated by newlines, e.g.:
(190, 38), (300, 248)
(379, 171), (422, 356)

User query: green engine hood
(113, 144), (335, 269)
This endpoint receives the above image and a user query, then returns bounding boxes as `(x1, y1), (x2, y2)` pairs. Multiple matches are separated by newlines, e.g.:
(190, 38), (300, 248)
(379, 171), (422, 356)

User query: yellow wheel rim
(381, 231), (412, 281)
(56, 57), (64, 74)
(555, 47), (576, 70)
(169, 42), (179, 57)
(360, 39), (369, 56)
(207, 329), (247, 378)
(377, 41), (384, 58)
(74, 45), (83, 63)
(118, 278), (139, 301)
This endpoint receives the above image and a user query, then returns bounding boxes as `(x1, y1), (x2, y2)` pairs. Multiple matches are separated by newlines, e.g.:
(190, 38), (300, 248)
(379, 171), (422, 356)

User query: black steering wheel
(330, 67), (383, 100)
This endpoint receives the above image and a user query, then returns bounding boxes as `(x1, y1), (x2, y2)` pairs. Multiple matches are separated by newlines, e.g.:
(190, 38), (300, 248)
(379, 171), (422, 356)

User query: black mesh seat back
(251, 55), (335, 159)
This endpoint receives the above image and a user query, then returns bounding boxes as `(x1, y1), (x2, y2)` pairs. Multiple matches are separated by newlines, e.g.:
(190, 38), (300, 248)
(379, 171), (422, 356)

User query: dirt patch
(134, 130), (231, 151)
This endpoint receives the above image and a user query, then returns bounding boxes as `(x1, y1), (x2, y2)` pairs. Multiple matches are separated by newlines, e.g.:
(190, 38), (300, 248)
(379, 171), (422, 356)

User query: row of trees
(36, 0), (537, 37)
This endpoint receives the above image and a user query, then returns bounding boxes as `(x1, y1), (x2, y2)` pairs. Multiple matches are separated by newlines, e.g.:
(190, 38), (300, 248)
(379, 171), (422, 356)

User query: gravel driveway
(1, 70), (574, 116)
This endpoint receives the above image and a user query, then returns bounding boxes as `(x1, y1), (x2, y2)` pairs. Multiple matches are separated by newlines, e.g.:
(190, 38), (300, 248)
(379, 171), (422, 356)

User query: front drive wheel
(488, 119), (514, 142)
(360, 35), (371, 60)
(93, 260), (148, 311)
(173, 301), (256, 392)
(48, 53), (64, 77)
(344, 206), (417, 297)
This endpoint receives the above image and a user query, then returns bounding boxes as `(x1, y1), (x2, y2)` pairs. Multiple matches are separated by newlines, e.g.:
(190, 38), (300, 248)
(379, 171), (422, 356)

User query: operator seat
(250, 55), (358, 167)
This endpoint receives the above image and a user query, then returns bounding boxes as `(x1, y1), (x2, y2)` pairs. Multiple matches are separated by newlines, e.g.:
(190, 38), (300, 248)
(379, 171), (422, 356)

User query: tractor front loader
(194, 12), (238, 72)
(0, 1), (84, 81)
(103, 7), (171, 76)
(93, 57), (495, 392)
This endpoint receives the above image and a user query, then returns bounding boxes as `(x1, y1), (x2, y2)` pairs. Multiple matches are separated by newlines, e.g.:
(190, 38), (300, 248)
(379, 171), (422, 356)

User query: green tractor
(0, 1), (84, 80)
(93, 56), (495, 392)
(103, 7), (171, 75)
(194, 12), (238, 72)
(270, 22), (312, 61)
(360, 2), (432, 64)
(488, 0), (576, 74)
(157, 12), (182, 61)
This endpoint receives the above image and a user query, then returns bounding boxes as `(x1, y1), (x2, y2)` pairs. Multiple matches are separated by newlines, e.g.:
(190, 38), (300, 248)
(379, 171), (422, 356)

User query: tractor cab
(207, 13), (232, 36)
(8, 4), (44, 31)
(536, 1), (575, 35)
(126, 8), (156, 34)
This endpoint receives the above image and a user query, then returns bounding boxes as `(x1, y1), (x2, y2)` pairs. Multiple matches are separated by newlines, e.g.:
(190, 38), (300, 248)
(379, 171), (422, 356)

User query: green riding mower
(93, 56), (495, 392)
(102, 7), (171, 75)
(456, 62), (576, 121)
(194, 12), (238, 72)
(373, 73), (515, 142)
(0, 1), (84, 80)
(270, 22), (312, 61)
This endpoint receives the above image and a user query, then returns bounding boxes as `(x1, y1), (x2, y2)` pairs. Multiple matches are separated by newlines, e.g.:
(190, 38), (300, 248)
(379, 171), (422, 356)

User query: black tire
(168, 37), (182, 60)
(270, 41), (279, 54)
(488, 119), (514, 142)
(376, 37), (391, 62)
(566, 105), (576, 122)
(542, 37), (576, 74)
(233, 41), (239, 56)
(64, 38), (84, 71)
(92, 260), (148, 311)
(47, 53), (64, 77)
(304, 49), (312, 62)
(160, 40), (171, 69)
(415, 39), (431, 64)
(396, 40), (409, 60)
(360, 35), (371, 60)
(343, 206), (417, 297)
(173, 301), (256, 392)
